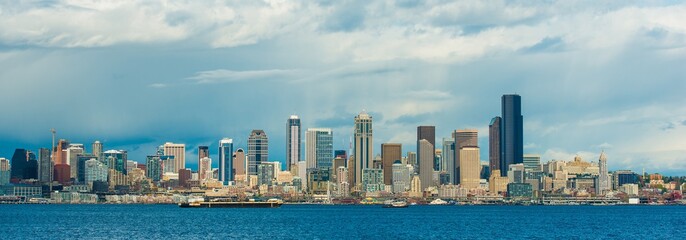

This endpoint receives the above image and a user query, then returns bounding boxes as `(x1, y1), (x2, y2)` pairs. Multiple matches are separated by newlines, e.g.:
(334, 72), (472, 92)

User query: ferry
(429, 198), (449, 205)
(179, 198), (283, 208)
(383, 200), (409, 208)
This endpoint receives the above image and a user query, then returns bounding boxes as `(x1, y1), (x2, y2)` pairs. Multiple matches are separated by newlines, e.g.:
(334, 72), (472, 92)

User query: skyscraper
(38, 148), (52, 183)
(92, 141), (103, 159)
(77, 154), (96, 183)
(418, 139), (434, 191)
(598, 151), (610, 194)
(163, 142), (186, 173)
(198, 146), (209, 172)
(453, 129), (478, 184)
(233, 148), (246, 176)
(66, 144), (84, 179)
(10, 149), (28, 181)
(441, 138), (455, 183)
(417, 126), (435, 180)
(392, 162), (411, 193)
(306, 128), (334, 169)
(501, 94), (523, 175)
(489, 117), (501, 174)
(287, 115), (301, 172)
(103, 150), (128, 174)
(459, 147), (481, 190)
(24, 151), (38, 180)
(354, 111), (373, 186)
(54, 139), (69, 165)
(199, 157), (212, 180)
(218, 138), (234, 184)
(146, 155), (162, 182)
(248, 130), (268, 175)
(381, 143), (402, 186)
(84, 159), (108, 186)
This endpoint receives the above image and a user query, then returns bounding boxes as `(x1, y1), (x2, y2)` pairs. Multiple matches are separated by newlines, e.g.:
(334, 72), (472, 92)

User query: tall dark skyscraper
(417, 126), (435, 177)
(287, 115), (301, 171)
(501, 94), (523, 175)
(10, 149), (28, 181)
(417, 126), (436, 151)
(489, 117), (502, 176)
(25, 151), (38, 180)
(248, 130), (268, 175)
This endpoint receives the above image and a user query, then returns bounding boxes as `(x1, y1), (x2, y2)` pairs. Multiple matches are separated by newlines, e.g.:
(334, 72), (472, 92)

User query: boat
(383, 200), (409, 208)
(179, 198), (283, 208)
(429, 198), (448, 205)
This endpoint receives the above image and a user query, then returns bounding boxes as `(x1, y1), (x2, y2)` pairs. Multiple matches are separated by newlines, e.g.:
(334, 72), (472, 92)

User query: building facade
(38, 148), (52, 183)
(162, 142), (185, 173)
(353, 111), (373, 187)
(306, 128), (334, 169)
(453, 129), (478, 184)
(287, 115), (301, 172)
(459, 147), (481, 190)
(248, 130), (269, 175)
(501, 94), (523, 175)
(523, 154), (541, 171)
(233, 148), (246, 176)
(489, 117), (501, 174)
(418, 139), (435, 191)
(441, 138), (455, 183)
(218, 138), (234, 184)
(381, 143), (402, 186)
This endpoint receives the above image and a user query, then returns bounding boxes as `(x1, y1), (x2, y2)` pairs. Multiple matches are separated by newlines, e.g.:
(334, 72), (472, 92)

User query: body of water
(1, 204), (684, 239)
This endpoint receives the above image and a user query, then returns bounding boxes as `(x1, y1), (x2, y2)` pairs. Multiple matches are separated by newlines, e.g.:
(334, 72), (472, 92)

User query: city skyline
(0, 103), (682, 176)
(0, 1), (685, 176)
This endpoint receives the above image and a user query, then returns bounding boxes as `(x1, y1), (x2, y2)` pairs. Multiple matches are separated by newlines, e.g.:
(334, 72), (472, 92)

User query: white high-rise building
(163, 142), (186, 173)
(199, 157), (212, 180)
(392, 163), (411, 193)
(287, 115), (301, 172)
(598, 151), (610, 194)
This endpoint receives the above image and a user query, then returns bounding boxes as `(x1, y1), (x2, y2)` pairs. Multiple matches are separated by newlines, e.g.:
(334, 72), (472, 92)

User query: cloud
(520, 37), (565, 53)
(186, 69), (301, 84)
(1, 1), (686, 175)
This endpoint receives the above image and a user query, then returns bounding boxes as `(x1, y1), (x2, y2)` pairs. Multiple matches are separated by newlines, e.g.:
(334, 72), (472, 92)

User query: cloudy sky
(1, 0), (685, 175)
